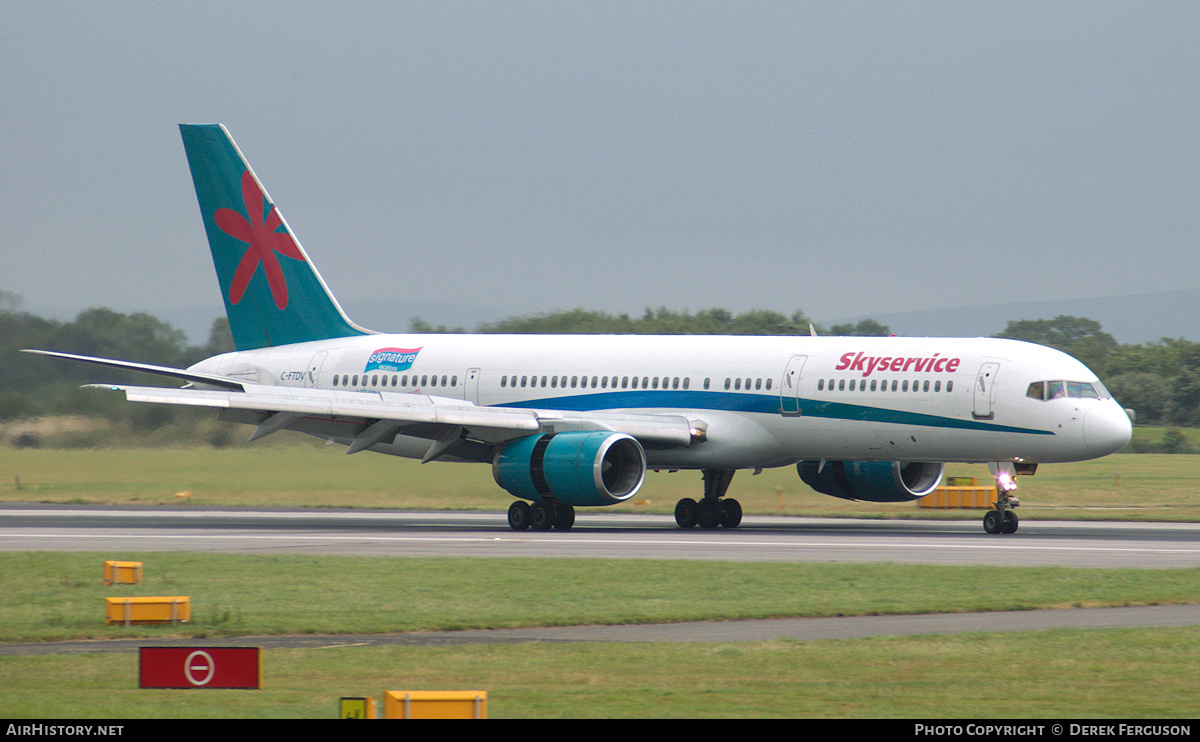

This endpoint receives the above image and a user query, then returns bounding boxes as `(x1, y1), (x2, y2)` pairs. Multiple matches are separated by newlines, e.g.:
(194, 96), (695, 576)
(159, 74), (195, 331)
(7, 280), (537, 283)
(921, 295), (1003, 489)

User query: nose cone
(1083, 404), (1133, 457)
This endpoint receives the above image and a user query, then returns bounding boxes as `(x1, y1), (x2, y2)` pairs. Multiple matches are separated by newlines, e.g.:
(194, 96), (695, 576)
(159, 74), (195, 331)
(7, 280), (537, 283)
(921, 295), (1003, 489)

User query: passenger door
(973, 362), (1000, 420)
(780, 355), (807, 416)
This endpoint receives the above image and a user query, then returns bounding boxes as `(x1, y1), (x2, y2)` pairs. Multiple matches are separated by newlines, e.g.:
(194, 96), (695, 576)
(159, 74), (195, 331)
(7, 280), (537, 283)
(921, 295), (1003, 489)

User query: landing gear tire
(530, 502), (555, 531)
(553, 503), (575, 531)
(696, 498), (722, 529)
(674, 498), (698, 528)
(720, 498), (743, 528)
(508, 501), (531, 531)
(983, 509), (1019, 535)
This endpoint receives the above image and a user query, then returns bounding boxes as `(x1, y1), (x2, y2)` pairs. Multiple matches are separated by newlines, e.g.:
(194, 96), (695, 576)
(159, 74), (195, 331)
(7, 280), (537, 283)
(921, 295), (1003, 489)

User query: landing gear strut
(508, 500), (575, 531)
(675, 469), (742, 529)
(982, 462), (1020, 534)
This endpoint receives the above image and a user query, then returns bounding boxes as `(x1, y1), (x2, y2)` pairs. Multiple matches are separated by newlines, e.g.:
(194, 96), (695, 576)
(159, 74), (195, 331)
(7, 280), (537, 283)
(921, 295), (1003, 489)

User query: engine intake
(797, 460), (944, 503)
(493, 431), (647, 507)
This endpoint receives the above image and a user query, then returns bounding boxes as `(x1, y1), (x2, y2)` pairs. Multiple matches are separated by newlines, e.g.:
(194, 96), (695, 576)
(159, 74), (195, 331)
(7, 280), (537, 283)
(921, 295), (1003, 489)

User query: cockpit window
(1029, 379), (1109, 401)
(1066, 381), (1100, 399)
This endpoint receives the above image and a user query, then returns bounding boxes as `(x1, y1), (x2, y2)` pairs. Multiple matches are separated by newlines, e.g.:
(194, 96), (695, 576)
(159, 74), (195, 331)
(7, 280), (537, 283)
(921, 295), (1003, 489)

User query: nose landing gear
(983, 462), (1020, 534)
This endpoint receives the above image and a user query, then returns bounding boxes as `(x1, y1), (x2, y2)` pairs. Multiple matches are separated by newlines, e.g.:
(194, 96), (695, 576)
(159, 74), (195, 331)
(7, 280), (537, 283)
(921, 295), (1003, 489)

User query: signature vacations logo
(365, 347), (423, 373)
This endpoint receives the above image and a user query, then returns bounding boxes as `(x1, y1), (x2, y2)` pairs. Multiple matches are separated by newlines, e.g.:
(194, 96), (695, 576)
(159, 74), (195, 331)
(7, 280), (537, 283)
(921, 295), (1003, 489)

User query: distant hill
(842, 288), (1200, 345)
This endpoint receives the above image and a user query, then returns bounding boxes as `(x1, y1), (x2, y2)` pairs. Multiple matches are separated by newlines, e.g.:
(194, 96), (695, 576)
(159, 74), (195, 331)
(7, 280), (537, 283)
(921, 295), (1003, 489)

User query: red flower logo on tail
(214, 170), (305, 309)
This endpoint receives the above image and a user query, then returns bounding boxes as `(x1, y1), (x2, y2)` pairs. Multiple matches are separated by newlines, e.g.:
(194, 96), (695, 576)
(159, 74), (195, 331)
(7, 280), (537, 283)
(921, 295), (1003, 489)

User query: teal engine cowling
(493, 431), (647, 507)
(797, 460), (944, 502)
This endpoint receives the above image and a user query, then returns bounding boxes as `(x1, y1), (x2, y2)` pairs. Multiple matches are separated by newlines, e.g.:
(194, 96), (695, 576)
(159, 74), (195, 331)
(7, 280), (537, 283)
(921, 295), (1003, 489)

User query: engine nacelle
(797, 460), (944, 503)
(493, 431), (647, 507)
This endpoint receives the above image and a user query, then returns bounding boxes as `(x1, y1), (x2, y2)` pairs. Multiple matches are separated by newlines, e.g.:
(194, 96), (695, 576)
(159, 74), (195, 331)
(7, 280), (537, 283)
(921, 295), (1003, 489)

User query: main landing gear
(675, 469), (743, 529)
(982, 462), (1020, 534)
(508, 500), (575, 531)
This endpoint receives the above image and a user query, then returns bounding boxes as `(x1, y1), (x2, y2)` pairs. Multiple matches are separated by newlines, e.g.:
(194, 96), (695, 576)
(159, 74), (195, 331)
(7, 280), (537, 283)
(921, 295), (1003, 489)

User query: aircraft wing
(30, 348), (699, 460)
(88, 382), (698, 461)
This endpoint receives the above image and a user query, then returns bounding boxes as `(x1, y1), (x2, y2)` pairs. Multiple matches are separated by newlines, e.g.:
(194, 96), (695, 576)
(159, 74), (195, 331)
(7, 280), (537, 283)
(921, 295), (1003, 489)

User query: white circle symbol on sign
(184, 650), (215, 686)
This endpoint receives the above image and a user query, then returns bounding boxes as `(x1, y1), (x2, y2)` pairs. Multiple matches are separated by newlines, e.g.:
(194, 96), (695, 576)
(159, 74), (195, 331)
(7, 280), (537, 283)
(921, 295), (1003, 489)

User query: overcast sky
(4, 2), (1199, 338)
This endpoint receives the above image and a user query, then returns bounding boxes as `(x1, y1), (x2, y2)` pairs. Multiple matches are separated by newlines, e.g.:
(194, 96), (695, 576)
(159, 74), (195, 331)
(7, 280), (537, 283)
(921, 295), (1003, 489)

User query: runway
(3, 505), (1200, 569)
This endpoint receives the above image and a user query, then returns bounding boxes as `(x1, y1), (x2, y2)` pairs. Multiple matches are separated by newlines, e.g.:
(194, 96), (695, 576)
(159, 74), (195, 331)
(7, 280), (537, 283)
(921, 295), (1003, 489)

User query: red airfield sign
(139, 647), (262, 689)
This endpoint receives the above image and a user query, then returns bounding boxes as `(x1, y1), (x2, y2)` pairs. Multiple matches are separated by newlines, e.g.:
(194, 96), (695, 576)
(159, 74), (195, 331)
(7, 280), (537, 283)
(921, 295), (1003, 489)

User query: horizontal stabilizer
(22, 349), (246, 391)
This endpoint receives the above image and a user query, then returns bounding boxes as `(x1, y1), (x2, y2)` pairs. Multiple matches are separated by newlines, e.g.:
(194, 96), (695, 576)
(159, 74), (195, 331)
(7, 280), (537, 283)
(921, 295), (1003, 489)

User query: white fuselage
(190, 332), (1132, 469)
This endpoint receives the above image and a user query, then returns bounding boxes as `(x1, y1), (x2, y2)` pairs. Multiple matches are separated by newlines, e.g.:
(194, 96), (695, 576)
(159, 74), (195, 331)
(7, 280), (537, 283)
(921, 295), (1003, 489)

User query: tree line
(0, 298), (1194, 428)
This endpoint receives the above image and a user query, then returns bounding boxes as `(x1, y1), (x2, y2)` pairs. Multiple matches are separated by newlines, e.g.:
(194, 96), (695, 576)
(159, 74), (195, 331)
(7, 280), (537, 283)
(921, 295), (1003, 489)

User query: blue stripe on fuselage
(495, 390), (1053, 436)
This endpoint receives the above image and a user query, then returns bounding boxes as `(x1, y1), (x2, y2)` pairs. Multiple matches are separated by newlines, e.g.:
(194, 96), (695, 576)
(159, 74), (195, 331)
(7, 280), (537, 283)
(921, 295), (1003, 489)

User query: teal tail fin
(179, 124), (370, 350)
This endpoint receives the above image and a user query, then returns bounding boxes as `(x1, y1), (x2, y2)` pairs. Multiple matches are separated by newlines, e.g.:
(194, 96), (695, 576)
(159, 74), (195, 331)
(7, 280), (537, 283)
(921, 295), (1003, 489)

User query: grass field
(2, 439), (1199, 717)
(3, 440), (1197, 521)
(4, 630), (1198, 718)
(1, 552), (1199, 718)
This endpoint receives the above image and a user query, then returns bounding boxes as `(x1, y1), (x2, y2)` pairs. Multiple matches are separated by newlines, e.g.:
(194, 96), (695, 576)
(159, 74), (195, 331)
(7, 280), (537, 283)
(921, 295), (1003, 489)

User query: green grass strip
(3, 552), (1198, 643)
(3, 630), (1198, 718)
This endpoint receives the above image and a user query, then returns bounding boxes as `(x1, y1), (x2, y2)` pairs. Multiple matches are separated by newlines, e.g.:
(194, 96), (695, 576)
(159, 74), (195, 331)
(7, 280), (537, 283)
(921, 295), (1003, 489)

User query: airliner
(27, 124), (1134, 534)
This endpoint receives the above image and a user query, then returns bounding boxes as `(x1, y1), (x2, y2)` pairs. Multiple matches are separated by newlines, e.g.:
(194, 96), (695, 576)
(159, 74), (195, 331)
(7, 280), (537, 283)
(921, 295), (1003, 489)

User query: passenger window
(818, 379), (825, 391)
(682, 378), (690, 390)
(765, 378), (772, 390)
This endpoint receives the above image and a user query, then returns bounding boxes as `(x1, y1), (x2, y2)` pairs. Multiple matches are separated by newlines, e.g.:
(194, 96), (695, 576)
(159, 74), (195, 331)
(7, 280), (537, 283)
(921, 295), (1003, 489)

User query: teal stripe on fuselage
(496, 390), (1054, 436)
